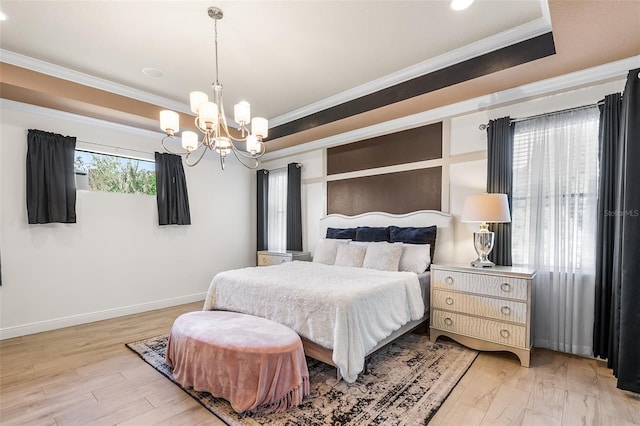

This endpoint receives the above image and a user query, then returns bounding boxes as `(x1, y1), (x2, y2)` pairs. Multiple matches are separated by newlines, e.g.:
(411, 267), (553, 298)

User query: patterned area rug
(126, 333), (477, 425)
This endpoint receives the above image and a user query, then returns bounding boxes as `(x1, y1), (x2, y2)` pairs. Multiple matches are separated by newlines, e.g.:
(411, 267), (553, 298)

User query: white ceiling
(0, 1), (547, 127)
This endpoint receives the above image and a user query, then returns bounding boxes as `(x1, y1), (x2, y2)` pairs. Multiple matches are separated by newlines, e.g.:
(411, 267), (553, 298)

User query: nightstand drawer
(257, 253), (289, 266)
(432, 289), (527, 324)
(432, 309), (526, 348)
(432, 270), (528, 301)
(257, 251), (312, 266)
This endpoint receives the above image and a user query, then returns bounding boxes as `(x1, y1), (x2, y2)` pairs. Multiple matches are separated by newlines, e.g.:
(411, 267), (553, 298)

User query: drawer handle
(445, 297), (454, 305)
(445, 276), (454, 285)
(444, 317), (453, 326)
(501, 306), (511, 315)
(500, 329), (510, 338)
(500, 282), (511, 292)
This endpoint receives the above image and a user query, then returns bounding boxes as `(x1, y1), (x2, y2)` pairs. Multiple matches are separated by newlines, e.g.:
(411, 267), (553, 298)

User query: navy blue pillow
(355, 226), (390, 242)
(389, 225), (437, 265)
(326, 227), (357, 240)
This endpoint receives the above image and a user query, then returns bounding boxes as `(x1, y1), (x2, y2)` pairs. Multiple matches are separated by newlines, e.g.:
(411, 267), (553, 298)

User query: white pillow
(313, 238), (350, 264)
(399, 243), (431, 274)
(334, 243), (367, 267)
(362, 242), (403, 272)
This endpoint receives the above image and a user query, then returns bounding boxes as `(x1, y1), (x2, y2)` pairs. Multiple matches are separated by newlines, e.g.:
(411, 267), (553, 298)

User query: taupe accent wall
(326, 122), (443, 215)
(327, 122), (442, 175)
(327, 168), (442, 215)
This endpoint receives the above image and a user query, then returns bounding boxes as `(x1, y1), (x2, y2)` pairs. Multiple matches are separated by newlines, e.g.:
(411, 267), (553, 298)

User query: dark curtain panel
(612, 68), (640, 393)
(593, 93), (622, 362)
(486, 117), (513, 266)
(257, 169), (269, 251)
(154, 152), (191, 226)
(286, 163), (303, 251)
(26, 129), (77, 224)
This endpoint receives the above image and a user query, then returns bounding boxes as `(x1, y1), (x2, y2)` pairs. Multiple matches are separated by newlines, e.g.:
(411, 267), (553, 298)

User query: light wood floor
(1, 302), (638, 426)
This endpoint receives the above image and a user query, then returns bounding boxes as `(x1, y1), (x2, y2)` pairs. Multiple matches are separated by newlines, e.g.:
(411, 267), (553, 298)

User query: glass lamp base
(471, 257), (496, 268)
(471, 230), (495, 268)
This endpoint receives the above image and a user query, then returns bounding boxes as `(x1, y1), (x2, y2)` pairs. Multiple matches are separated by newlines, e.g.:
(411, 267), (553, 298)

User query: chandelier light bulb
(190, 91), (209, 114)
(181, 131), (198, 151)
(246, 134), (259, 154)
(198, 102), (218, 128)
(234, 101), (251, 125)
(160, 110), (179, 134)
(251, 117), (268, 139)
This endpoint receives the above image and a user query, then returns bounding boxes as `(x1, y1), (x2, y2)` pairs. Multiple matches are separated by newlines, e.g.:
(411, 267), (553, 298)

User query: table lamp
(461, 193), (511, 268)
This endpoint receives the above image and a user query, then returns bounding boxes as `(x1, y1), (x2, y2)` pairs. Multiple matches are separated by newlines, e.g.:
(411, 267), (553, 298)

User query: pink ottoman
(166, 311), (309, 414)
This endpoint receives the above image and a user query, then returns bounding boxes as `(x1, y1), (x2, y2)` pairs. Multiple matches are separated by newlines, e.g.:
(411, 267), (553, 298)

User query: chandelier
(159, 6), (268, 170)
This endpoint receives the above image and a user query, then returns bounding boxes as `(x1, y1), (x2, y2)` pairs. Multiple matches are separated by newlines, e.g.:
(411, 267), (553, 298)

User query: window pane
(267, 168), (287, 252)
(511, 108), (599, 269)
(75, 150), (156, 195)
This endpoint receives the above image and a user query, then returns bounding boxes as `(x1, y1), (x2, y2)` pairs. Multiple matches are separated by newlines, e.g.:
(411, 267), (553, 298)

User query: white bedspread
(202, 261), (424, 383)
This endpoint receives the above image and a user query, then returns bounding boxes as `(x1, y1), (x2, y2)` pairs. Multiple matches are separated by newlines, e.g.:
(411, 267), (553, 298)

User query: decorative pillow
(355, 226), (390, 242)
(389, 225), (437, 265)
(399, 243), (431, 274)
(334, 243), (367, 268)
(362, 242), (403, 272)
(326, 227), (357, 240)
(313, 238), (350, 264)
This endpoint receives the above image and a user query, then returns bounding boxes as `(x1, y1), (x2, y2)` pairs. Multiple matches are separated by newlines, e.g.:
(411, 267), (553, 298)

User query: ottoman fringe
(254, 375), (310, 414)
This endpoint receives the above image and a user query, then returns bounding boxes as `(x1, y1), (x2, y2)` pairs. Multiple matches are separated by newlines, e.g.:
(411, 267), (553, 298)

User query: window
(511, 107), (600, 270)
(74, 150), (156, 195)
(511, 106), (601, 355)
(267, 168), (287, 252)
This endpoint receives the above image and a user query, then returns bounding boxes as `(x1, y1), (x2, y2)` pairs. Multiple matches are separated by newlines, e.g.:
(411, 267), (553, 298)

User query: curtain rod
(478, 100), (605, 131)
(265, 163), (303, 173)
(76, 139), (156, 157)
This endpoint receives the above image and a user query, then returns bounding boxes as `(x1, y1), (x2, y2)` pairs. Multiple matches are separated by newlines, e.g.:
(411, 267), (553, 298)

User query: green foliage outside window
(75, 151), (156, 195)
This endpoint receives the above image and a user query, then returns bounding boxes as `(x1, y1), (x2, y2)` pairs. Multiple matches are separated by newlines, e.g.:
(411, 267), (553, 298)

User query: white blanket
(203, 261), (424, 383)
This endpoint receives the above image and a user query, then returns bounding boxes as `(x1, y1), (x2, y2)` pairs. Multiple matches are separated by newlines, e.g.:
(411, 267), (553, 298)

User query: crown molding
(0, 49), (191, 114)
(262, 56), (639, 161)
(268, 16), (552, 128)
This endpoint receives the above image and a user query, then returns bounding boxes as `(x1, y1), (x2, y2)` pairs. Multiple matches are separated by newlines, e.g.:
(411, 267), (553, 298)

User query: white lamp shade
(461, 193), (511, 223)
(189, 91), (208, 114)
(198, 102), (218, 126)
(251, 117), (268, 138)
(234, 101), (251, 124)
(246, 134), (260, 154)
(159, 110), (179, 133)
(181, 131), (198, 151)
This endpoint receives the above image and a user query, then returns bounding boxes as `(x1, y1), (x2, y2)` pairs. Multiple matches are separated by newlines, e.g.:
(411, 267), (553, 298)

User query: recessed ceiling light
(142, 67), (164, 78)
(451, 0), (475, 11)
(0, 11), (8, 21)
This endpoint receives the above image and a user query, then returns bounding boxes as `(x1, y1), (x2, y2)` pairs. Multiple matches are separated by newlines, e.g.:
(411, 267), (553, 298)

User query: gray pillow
(362, 242), (403, 271)
(334, 243), (367, 268)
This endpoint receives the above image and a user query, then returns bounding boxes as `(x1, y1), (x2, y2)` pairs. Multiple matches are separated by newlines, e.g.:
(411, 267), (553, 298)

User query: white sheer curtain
(267, 168), (287, 252)
(512, 107), (600, 356)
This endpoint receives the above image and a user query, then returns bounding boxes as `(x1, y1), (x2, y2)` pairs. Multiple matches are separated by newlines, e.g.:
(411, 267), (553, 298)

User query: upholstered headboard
(319, 210), (454, 264)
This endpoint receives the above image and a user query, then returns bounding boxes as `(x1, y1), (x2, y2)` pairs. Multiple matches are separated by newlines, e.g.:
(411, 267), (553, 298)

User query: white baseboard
(0, 293), (207, 340)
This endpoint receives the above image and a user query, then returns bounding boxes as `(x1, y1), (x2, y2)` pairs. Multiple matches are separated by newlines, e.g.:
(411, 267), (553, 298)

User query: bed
(203, 210), (453, 383)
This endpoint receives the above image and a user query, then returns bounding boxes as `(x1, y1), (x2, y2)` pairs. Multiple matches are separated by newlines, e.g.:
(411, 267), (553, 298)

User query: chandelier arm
(161, 135), (191, 155)
(229, 147), (260, 169)
(184, 146), (209, 167)
(232, 143), (266, 159)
